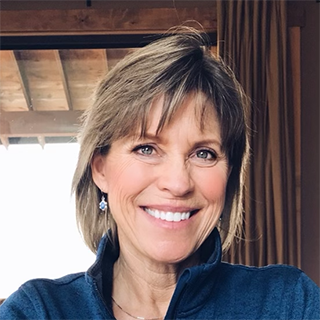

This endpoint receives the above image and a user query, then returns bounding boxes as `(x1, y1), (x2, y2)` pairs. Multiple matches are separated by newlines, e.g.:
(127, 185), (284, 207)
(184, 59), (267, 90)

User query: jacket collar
(165, 228), (222, 317)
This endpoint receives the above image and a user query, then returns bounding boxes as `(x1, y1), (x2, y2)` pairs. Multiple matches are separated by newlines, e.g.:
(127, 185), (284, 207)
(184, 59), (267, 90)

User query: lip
(141, 205), (199, 213)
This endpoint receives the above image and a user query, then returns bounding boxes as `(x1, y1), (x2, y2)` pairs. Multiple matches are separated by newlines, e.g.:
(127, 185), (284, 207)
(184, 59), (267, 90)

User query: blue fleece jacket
(0, 229), (319, 319)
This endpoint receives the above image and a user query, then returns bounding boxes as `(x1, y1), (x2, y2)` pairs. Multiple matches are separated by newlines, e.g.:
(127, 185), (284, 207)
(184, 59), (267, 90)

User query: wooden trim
(0, 0), (305, 35)
(0, 110), (83, 137)
(0, 7), (217, 36)
(0, 33), (217, 50)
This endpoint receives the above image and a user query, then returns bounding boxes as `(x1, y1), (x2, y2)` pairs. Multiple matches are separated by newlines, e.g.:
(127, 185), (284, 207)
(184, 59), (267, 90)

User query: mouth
(143, 207), (198, 222)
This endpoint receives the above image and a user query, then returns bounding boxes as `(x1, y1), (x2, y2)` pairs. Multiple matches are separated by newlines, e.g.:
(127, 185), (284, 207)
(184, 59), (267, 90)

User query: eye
(195, 149), (218, 161)
(133, 144), (155, 155)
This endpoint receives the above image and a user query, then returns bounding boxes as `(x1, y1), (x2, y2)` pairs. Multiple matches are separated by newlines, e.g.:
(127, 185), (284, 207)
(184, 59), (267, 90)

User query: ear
(91, 154), (109, 193)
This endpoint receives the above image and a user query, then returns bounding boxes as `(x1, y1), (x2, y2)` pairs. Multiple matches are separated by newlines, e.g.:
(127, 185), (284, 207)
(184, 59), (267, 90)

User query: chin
(147, 243), (196, 265)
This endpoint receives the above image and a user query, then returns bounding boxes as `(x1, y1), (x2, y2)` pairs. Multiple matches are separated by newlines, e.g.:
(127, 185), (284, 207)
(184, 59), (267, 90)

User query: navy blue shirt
(1, 229), (319, 319)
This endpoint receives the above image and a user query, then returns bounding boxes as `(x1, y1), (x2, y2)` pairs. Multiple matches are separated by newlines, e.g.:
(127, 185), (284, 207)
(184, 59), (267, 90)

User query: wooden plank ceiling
(0, 47), (138, 147)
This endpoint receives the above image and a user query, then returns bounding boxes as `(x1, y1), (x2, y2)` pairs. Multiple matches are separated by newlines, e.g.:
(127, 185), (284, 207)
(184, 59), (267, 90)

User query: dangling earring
(99, 194), (108, 212)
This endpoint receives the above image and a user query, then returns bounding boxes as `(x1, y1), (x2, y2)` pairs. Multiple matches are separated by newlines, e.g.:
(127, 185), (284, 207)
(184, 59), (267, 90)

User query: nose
(157, 157), (194, 197)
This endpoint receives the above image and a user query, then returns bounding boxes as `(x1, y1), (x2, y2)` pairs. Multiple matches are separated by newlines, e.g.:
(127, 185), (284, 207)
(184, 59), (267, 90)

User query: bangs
(153, 91), (213, 135)
(123, 52), (218, 141)
(125, 90), (215, 145)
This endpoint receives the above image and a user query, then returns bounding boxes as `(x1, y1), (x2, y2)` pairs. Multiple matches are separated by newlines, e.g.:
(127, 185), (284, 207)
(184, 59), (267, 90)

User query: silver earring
(99, 194), (108, 212)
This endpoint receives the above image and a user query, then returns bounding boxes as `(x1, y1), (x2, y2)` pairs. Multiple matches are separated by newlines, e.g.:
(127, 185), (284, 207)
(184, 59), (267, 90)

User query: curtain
(217, 0), (300, 267)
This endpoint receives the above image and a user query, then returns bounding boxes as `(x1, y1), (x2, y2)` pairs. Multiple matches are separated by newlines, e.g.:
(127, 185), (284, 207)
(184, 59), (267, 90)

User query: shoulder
(221, 262), (303, 277)
(215, 263), (320, 319)
(26, 271), (85, 286)
(219, 262), (317, 289)
(20, 272), (87, 298)
(0, 272), (88, 319)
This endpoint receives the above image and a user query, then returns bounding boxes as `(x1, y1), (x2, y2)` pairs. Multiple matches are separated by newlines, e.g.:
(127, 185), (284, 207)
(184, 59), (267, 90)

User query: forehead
(145, 93), (220, 135)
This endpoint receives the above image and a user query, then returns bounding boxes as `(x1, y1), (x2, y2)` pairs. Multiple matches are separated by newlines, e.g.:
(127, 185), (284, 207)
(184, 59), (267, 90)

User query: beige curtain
(217, 0), (300, 267)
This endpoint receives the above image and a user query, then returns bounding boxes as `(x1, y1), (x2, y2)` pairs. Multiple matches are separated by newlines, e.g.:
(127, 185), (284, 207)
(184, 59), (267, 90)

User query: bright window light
(0, 143), (95, 299)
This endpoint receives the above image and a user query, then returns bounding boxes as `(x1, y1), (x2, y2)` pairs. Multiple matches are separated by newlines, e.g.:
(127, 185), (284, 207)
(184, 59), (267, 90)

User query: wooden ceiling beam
(0, 4), (305, 35)
(0, 6), (217, 36)
(0, 110), (83, 137)
(37, 136), (46, 149)
(103, 49), (109, 73)
(0, 136), (9, 149)
(54, 50), (73, 110)
(10, 51), (33, 110)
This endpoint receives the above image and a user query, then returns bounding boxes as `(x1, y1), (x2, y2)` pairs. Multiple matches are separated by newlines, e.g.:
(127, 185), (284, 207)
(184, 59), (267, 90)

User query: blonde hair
(72, 27), (249, 254)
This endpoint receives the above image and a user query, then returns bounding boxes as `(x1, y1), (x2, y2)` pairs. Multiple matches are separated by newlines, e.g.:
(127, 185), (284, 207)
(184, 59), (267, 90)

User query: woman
(0, 28), (319, 320)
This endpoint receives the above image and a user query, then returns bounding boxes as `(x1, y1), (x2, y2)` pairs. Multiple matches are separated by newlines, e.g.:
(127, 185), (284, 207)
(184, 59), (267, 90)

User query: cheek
(105, 160), (155, 200)
(196, 168), (229, 203)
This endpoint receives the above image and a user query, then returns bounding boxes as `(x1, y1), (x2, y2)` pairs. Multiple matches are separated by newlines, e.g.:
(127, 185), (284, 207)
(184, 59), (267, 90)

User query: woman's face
(92, 95), (230, 265)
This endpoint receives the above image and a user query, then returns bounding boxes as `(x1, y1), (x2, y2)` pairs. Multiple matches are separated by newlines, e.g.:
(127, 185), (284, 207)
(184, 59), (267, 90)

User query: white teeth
(144, 208), (192, 222)
(154, 210), (160, 219)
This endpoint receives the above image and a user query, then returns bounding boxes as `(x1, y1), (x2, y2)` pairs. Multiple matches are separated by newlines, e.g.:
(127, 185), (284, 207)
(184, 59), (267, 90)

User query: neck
(112, 297), (163, 320)
(112, 246), (200, 319)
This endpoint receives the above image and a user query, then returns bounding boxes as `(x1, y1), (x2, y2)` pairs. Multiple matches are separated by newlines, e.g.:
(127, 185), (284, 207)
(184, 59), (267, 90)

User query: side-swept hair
(72, 27), (249, 254)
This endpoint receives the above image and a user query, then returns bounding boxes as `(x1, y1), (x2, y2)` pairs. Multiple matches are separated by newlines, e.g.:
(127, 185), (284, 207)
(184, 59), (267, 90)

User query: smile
(144, 208), (194, 222)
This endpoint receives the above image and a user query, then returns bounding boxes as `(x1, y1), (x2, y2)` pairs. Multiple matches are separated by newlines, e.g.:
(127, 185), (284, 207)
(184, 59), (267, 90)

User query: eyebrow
(137, 132), (222, 149)
(193, 139), (223, 151)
